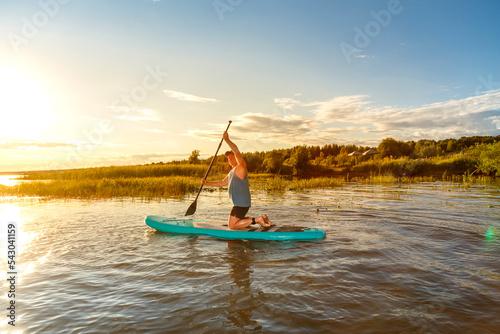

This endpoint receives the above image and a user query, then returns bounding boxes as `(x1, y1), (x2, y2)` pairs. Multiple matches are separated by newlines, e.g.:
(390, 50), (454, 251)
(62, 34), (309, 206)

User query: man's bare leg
(228, 215), (271, 230)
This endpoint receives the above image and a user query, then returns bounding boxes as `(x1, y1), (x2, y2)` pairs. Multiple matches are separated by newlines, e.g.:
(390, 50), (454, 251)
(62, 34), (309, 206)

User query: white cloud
(103, 152), (189, 165)
(305, 90), (500, 139)
(0, 139), (96, 150)
(187, 90), (500, 148)
(308, 95), (373, 122)
(231, 113), (318, 140)
(187, 112), (319, 146)
(364, 90), (500, 135)
(146, 129), (167, 133)
(487, 115), (500, 129)
(164, 90), (218, 103)
(110, 108), (161, 122)
(274, 97), (301, 110)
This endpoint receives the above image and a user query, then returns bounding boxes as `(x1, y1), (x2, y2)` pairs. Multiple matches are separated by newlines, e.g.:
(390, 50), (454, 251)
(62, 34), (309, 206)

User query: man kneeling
(201, 131), (273, 230)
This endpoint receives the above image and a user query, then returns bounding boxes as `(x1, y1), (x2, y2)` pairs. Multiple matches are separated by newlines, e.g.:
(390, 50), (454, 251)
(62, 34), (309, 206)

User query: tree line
(377, 135), (500, 159)
(185, 135), (500, 176)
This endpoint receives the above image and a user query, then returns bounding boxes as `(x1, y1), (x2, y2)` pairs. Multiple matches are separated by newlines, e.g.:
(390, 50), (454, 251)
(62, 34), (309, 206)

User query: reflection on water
(0, 203), (39, 261)
(1, 182), (499, 333)
(0, 175), (22, 187)
(224, 240), (257, 329)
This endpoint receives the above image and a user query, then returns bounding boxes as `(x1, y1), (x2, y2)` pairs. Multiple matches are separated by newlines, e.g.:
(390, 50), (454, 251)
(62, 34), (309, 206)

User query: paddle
(185, 120), (232, 216)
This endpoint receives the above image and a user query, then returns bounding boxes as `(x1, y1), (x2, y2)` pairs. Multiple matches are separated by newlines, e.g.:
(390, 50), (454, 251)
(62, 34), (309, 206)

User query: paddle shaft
(193, 121), (232, 202)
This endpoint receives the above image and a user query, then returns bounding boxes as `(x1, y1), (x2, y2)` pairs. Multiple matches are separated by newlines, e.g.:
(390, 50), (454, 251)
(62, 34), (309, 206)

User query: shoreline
(1, 172), (497, 200)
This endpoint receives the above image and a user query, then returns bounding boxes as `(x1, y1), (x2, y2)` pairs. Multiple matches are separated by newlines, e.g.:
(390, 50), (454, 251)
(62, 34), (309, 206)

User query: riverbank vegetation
(2, 177), (200, 199)
(234, 135), (500, 177)
(0, 135), (498, 199)
(19, 163), (223, 180)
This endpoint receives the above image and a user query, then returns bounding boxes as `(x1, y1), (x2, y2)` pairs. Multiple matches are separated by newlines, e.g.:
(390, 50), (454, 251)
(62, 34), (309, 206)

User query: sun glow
(0, 67), (54, 139)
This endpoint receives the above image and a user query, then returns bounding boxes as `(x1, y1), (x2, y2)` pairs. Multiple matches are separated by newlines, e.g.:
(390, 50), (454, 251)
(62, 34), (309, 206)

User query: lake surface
(0, 175), (22, 187)
(1, 182), (499, 333)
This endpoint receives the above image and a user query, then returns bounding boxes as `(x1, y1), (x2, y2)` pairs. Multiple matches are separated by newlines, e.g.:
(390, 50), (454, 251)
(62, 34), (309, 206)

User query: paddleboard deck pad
(145, 215), (326, 241)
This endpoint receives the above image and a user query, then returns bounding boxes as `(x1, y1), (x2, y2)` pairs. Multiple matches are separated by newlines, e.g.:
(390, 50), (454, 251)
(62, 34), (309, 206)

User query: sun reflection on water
(0, 203), (39, 279)
(0, 175), (22, 187)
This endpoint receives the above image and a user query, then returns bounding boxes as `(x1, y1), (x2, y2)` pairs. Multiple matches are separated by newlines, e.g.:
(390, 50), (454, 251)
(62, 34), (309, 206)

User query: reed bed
(351, 175), (437, 184)
(0, 177), (200, 199)
(352, 155), (477, 176)
(258, 175), (440, 191)
(251, 176), (346, 191)
(288, 177), (346, 189)
(20, 164), (226, 180)
(2, 165), (496, 199)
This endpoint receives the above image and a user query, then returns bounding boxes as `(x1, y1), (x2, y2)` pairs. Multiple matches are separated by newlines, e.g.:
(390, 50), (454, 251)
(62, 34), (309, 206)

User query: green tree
(263, 150), (284, 174)
(188, 150), (200, 164)
(322, 155), (336, 168)
(446, 139), (457, 153)
(378, 137), (401, 158)
(334, 147), (349, 166)
(479, 142), (500, 175)
(242, 152), (264, 173)
(415, 140), (437, 158)
(312, 152), (325, 166)
(289, 146), (310, 175)
(470, 142), (500, 176)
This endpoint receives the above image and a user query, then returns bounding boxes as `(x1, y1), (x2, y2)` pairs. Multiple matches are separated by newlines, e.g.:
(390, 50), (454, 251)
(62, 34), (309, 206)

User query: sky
(0, 0), (499, 172)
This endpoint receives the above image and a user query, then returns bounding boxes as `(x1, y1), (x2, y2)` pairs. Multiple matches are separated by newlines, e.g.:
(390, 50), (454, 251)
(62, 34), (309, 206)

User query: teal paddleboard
(145, 215), (326, 241)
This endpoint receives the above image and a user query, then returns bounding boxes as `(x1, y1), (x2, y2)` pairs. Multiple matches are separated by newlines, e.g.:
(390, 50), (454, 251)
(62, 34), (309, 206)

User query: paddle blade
(185, 200), (197, 216)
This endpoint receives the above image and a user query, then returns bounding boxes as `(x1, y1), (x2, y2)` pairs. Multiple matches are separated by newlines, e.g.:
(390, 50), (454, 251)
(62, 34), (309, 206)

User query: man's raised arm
(222, 131), (246, 169)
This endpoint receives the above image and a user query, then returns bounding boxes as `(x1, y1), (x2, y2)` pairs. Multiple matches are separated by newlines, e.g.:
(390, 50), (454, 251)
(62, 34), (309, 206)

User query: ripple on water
(4, 183), (500, 333)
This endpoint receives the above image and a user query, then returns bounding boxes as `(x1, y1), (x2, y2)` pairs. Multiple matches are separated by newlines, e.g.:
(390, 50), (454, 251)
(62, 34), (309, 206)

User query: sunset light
(1, 2), (499, 333)
(0, 67), (54, 139)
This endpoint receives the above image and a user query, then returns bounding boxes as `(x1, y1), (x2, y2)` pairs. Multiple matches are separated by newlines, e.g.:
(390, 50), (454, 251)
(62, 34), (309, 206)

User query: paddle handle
(195, 120), (232, 199)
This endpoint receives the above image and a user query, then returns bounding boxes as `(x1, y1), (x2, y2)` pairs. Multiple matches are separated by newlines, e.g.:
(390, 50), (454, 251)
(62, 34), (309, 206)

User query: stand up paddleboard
(145, 215), (326, 241)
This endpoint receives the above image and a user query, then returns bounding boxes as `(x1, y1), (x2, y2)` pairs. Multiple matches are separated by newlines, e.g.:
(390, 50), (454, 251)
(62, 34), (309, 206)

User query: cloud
(146, 129), (167, 133)
(187, 90), (500, 149)
(0, 139), (94, 150)
(110, 108), (161, 122)
(487, 115), (500, 128)
(185, 129), (224, 140)
(304, 90), (500, 139)
(164, 90), (218, 103)
(185, 122), (232, 140)
(232, 113), (317, 137)
(361, 91), (500, 136)
(187, 113), (319, 146)
(86, 152), (191, 166)
(274, 97), (302, 110)
(308, 95), (373, 122)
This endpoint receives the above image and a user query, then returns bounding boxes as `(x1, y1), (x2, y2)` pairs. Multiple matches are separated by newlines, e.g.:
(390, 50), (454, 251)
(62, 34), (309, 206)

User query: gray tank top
(228, 168), (251, 207)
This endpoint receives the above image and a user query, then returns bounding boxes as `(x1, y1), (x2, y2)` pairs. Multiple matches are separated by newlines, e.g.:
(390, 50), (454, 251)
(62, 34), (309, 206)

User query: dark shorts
(230, 206), (250, 219)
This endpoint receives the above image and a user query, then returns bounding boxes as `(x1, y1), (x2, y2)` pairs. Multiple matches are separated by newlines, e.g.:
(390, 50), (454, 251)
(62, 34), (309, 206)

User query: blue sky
(0, 0), (499, 172)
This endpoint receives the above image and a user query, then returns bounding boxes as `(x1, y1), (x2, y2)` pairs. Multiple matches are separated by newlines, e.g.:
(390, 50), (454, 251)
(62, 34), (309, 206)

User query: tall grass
(252, 176), (345, 191)
(2, 155), (495, 199)
(20, 164), (227, 180)
(351, 175), (436, 184)
(353, 154), (477, 176)
(0, 177), (200, 199)
(289, 177), (345, 189)
(442, 173), (492, 184)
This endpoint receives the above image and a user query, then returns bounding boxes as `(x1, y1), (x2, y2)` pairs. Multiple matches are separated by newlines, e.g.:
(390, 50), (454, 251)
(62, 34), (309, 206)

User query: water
(1, 182), (499, 333)
(0, 175), (22, 187)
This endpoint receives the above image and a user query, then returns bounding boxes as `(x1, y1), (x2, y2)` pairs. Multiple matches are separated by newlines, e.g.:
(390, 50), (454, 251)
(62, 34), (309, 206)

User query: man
(202, 131), (273, 230)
